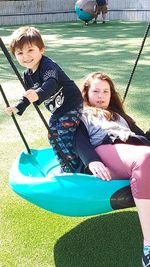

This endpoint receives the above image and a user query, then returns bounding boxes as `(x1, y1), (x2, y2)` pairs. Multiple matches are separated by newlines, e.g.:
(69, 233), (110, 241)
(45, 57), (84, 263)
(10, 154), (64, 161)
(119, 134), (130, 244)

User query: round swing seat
(9, 147), (135, 217)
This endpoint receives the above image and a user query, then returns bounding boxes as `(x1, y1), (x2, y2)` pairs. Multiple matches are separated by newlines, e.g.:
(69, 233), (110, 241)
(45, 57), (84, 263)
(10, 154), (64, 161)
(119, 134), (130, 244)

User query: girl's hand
(5, 106), (18, 116)
(24, 89), (39, 103)
(89, 161), (112, 181)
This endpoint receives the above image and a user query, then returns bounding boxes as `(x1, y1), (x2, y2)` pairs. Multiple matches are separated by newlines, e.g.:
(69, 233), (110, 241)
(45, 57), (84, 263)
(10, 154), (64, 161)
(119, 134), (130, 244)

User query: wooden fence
(0, 0), (150, 26)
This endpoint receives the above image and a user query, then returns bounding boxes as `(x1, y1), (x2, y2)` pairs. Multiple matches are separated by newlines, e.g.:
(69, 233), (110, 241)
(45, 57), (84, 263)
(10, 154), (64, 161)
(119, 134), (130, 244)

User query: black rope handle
(0, 37), (74, 172)
(123, 22), (150, 102)
(0, 84), (31, 154)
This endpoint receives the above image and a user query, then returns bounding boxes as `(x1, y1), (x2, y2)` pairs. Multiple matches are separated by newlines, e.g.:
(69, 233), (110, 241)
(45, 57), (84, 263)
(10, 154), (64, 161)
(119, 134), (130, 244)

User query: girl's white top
(81, 108), (136, 147)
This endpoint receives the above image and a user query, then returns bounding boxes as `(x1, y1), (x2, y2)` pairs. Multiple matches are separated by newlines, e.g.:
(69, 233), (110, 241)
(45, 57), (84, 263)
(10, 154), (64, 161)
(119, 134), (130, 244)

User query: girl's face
(14, 43), (44, 72)
(88, 78), (111, 109)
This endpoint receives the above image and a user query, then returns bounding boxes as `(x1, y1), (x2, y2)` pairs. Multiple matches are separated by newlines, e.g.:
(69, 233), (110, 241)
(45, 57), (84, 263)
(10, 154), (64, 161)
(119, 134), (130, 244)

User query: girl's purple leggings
(95, 144), (150, 199)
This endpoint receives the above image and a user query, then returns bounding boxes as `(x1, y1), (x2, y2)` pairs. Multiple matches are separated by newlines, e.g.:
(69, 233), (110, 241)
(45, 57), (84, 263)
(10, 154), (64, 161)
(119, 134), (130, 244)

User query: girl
(75, 72), (150, 267)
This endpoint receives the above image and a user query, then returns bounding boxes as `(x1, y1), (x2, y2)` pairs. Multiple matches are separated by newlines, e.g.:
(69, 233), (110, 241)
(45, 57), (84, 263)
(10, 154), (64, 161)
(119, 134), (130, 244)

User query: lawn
(0, 20), (149, 267)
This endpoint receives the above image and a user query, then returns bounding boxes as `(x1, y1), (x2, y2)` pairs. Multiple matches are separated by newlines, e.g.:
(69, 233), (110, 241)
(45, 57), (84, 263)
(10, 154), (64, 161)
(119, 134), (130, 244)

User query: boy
(5, 26), (83, 172)
(93, 0), (108, 24)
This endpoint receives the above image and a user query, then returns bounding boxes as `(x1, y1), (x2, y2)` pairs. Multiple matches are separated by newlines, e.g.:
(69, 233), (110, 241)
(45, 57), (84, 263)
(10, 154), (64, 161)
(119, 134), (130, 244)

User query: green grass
(0, 20), (149, 266)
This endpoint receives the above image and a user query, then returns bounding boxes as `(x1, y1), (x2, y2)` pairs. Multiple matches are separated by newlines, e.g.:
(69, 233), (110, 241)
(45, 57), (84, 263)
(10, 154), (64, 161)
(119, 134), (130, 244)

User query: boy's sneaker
(142, 249), (150, 267)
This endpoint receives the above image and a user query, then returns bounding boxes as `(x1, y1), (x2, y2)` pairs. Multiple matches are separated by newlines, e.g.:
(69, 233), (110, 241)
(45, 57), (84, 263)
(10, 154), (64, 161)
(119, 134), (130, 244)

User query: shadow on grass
(54, 210), (142, 267)
(0, 21), (148, 83)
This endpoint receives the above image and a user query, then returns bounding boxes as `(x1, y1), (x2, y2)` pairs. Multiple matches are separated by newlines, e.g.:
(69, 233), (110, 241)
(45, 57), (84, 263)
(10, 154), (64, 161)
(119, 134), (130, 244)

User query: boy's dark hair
(9, 26), (45, 55)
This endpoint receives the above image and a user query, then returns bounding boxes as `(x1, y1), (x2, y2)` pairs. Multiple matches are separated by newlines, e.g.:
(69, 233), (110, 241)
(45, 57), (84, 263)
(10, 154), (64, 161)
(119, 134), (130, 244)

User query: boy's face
(14, 43), (44, 72)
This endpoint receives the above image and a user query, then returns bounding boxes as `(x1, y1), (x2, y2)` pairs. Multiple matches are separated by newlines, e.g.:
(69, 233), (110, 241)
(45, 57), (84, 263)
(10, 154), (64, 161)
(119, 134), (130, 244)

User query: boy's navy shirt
(16, 55), (83, 117)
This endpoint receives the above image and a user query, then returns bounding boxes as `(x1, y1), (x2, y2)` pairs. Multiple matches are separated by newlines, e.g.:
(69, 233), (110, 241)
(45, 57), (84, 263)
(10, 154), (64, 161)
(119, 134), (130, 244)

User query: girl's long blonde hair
(81, 72), (135, 126)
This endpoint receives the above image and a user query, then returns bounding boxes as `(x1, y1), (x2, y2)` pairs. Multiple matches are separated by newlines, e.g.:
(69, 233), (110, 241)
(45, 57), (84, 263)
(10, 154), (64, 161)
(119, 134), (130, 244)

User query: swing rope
(123, 22), (150, 102)
(0, 84), (31, 154)
(0, 38), (74, 172)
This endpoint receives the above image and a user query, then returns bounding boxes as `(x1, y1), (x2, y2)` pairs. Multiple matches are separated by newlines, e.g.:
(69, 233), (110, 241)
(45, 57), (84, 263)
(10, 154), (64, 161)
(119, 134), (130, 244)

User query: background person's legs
(102, 12), (107, 23)
(134, 198), (150, 267)
(93, 5), (108, 23)
(93, 5), (100, 23)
